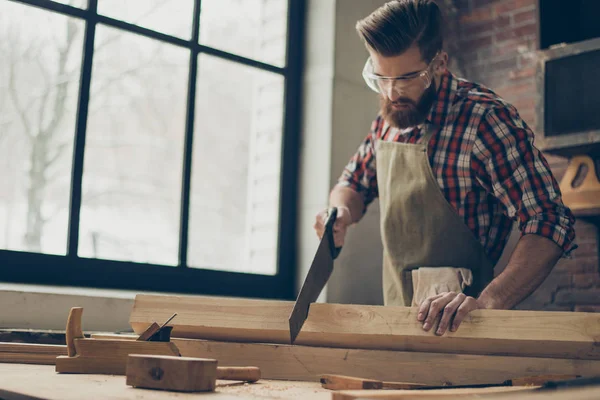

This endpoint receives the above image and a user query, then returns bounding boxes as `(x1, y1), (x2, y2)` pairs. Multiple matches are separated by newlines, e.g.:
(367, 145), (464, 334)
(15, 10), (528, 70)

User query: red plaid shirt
(338, 71), (576, 264)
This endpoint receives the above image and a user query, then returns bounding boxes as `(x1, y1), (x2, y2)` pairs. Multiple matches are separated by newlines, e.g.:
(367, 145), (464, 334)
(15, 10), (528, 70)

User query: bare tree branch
(7, 63), (33, 141)
(40, 18), (80, 141)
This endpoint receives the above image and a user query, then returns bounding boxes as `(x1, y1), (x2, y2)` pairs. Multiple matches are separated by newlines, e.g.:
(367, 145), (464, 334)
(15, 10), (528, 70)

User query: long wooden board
(172, 339), (600, 385)
(332, 386), (533, 399)
(331, 386), (600, 400)
(4, 339), (600, 388)
(129, 294), (600, 359)
(0, 343), (66, 365)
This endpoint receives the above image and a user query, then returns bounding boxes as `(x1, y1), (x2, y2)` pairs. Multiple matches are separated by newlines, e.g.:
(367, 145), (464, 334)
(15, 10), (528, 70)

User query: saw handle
(325, 207), (342, 259)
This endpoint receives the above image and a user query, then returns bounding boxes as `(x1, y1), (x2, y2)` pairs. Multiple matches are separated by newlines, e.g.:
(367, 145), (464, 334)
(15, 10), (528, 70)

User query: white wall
(297, 0), (390, 305)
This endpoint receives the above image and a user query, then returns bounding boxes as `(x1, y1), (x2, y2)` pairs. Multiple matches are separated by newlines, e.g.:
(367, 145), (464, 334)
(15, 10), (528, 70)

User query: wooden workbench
(3, 363), (600, 400)
(0, 363), (331, 400)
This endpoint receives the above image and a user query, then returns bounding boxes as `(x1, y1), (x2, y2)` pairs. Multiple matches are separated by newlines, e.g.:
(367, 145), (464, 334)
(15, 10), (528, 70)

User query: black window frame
(0, 0), (305, 300)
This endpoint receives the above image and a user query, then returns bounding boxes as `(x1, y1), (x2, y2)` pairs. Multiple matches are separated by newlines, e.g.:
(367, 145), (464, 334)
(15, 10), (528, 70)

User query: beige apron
(376, 122), (495, 306)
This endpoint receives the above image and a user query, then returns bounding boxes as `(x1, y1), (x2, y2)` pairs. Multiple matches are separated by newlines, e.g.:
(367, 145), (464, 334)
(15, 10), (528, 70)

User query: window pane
(98, 0), (194, 39)
(53, 0), (88, 8)
(78, 25), (188, 265)
(189, 55), (284, 275)
(199, 0), (288, 67)
(0, 2), (84, 254)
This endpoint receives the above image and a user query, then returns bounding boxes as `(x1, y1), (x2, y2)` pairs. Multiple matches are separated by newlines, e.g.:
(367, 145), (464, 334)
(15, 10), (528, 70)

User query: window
(539, 0), (600, 50)
(0, 0), (305, 299)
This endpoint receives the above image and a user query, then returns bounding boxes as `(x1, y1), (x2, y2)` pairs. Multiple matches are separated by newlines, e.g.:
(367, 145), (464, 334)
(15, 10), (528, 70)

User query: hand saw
(288, 207), (342, 344)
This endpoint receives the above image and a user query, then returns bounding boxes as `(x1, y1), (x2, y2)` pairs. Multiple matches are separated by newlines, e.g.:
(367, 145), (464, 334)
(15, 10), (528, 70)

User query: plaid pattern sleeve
(472, 106), (577, 256)
(336, 116), (383, 208)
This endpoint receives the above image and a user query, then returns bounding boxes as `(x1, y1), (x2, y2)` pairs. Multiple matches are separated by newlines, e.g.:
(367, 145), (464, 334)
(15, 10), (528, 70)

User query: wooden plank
(331, 387), (534, 400)
(0, 343), (66, 365)
(129, 294), (600, 359)
(332, 387), (600, 400)
(171, 338), (600, 385)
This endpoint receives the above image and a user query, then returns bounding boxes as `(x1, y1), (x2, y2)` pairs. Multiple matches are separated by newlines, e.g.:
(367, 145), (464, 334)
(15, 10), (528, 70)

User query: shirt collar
(426, 70), (456, 127)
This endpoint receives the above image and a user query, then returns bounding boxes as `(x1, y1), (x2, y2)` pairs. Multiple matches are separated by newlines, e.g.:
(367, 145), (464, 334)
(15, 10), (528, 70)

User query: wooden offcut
(126, 355), (218, 392)
(320, 374), (426, 390)
(126, 354), (261, 392)
(130, 294), (600, 359)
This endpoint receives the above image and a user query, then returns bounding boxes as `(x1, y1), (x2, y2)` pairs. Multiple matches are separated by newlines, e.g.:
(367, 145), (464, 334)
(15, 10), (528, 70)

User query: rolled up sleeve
(337, 116), (383, 208)
(473, 106), (577, 257)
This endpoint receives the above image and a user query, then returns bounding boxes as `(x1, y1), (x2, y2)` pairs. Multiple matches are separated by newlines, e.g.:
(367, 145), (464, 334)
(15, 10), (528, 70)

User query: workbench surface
(0, 363), (331, 400)
(4, 363), (600, 400)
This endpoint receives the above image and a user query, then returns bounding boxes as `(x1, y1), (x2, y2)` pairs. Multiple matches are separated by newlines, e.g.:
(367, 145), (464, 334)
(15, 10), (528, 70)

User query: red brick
(514, 8), (536, 25)
(494, 0), (536, 15)
(495, 15), (512, 29)
(473, 0), (498, 9)
(573, 272), (600, 289)
(509, 66), (536, 80)
(461, 35), (494, 51)
(492, 39), (521, 57)
(464, 22), (495, 37)
(574, 220), (599, 240)
(487, 57), (519, 73)
(574, 243), (600, 258)
(554, 288), (600, 305)
(557, 256), (599, 274)
(460, 7), (493, 24)
(511, 97), (536, 113)
(518, 54), (537, 68)
(500, 81), (535, 97)
(575, 305), (600, 313)
(496, 23), (537, 42)
(519, 111), (535, 127)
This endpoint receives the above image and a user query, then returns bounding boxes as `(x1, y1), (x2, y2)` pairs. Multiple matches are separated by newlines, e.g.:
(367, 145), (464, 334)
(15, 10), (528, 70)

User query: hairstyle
(356, 0), (444, 62)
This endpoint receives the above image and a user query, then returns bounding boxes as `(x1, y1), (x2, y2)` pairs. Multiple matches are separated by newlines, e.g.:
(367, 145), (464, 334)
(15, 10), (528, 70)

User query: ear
(433, 51), (449, 78)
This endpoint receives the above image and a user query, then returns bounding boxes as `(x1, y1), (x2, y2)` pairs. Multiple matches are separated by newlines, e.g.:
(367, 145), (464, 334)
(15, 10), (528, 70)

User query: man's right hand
(313, 206), (353, 247)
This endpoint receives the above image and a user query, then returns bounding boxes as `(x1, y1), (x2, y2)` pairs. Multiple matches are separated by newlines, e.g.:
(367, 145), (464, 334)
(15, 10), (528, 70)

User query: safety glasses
(362, 52), (440, 97)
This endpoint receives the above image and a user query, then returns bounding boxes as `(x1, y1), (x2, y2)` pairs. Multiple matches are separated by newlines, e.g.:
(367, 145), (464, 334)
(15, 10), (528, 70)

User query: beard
(380, 81), (438, 129)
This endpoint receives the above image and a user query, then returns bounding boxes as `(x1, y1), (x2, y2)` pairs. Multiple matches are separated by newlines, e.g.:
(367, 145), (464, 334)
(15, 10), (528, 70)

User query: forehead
(369, 45), (427, 77)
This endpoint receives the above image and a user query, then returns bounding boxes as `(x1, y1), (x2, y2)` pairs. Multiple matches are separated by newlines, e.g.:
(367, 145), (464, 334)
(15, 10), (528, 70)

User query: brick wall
(449, 0), (600, 311)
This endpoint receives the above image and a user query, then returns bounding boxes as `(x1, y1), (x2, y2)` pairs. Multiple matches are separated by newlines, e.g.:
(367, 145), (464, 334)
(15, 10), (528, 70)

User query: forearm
(477, 234), (563, 309)
(329, 184), (365, 224)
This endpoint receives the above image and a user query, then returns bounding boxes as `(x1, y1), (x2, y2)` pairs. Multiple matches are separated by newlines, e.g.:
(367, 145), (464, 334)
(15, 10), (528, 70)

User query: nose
(384, 83), (402, 102)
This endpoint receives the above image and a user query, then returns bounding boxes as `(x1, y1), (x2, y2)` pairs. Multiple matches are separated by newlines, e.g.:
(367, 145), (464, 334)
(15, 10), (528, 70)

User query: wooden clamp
(126, 354), (261, 392)
(56, 307), (180, 375)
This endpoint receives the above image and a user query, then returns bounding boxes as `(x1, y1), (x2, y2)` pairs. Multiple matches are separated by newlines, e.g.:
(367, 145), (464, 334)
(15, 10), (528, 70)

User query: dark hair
(356, 0), (444, 62)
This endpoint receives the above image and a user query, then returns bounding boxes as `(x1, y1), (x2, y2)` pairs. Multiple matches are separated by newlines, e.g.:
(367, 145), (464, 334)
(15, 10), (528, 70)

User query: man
(314, 0), (576, 336)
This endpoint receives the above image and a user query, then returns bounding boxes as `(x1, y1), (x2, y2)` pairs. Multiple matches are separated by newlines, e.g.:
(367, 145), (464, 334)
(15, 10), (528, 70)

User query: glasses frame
(362, 51), (441, 94)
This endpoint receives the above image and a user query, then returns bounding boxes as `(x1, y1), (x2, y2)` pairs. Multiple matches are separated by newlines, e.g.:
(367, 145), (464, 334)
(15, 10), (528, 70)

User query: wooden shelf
(573, 207), (600, 218)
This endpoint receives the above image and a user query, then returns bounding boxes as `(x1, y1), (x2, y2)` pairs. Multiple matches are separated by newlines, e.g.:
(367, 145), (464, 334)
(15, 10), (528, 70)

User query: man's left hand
(417, 292), (481, 335)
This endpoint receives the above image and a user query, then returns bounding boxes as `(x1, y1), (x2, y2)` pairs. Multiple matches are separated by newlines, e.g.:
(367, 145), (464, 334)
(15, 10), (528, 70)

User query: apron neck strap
(419, 123), (438, 146)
